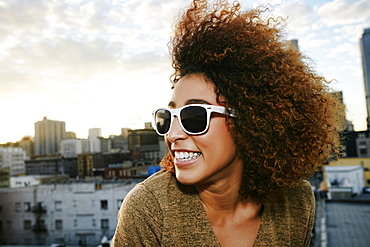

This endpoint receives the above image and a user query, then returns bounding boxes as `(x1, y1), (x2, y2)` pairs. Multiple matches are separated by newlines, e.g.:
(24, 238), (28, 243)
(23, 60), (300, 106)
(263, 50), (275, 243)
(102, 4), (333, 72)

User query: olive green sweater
(112, 170), (314, 246)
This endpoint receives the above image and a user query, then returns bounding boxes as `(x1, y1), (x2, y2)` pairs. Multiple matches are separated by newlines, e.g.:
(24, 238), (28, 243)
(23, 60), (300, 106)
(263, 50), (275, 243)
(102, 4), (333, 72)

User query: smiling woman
(112, 0), (344, 246)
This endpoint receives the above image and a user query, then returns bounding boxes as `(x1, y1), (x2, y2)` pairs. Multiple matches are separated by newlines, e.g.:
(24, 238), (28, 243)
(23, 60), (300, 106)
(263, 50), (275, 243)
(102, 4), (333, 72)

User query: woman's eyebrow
(168, 101), (176, 107)
(186, 99), (211, 105)
(168, 99), (211, 108)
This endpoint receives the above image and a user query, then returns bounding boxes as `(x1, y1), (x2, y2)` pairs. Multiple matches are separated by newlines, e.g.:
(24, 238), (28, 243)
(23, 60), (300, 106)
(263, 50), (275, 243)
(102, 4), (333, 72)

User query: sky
(0, 0), (370, 143)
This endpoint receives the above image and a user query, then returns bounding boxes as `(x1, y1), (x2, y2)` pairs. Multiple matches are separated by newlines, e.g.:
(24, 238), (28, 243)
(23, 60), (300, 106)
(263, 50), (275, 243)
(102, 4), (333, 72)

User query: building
(0, 167), (10, 188)
(287, 39), (299, 50)
(0, 147), (28, 176)
(86, 128), (112, 154)
(10, 175), (69, 188)
(110, 135), (129, 152)
(324, 165), (365, 199)
(121, 128), (130, 138)
(99, 137), (112, 153)
(89, 128), (102, 153)
(77, 152), (132, 179)
(128, 127), (166, 162)
(66, 131), (77, 139)
(342, 130), (370, 157)
(34, 117), (66, 156)
(0, 136), (34, 159)
(360, 27), (370, 129)
(0, 180), (139, 246)
(328, 157), (370, 188)
(60, 139), (90, 158)
(25, 156), (78, 178)
(105, 161), (160, 179)
(18, 136), (34, 158)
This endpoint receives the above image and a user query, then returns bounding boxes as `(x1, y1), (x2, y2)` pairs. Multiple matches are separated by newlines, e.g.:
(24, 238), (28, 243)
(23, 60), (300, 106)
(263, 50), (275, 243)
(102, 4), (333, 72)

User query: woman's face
(165, 74), (243, 187)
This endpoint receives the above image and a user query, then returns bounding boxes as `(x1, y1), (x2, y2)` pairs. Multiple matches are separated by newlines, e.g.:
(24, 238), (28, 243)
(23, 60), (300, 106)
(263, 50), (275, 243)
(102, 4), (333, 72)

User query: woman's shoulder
(279, 179), (314, 210)
(263, 179), (315, 222)
(289, 180), (314, 200)
(124, 170), (175, 203)
(141, 169), (176, 192)
(255, 180), (315, 246)
(144, 169), (174, 183)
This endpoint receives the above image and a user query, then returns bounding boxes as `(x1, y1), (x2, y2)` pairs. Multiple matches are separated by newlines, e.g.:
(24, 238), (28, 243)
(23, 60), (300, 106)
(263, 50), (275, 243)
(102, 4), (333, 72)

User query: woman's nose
(166, 117), (188, 143)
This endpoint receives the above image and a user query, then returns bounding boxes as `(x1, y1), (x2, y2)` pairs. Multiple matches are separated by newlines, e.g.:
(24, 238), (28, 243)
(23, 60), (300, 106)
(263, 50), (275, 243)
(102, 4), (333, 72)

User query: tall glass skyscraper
(361, 28), (370, 129)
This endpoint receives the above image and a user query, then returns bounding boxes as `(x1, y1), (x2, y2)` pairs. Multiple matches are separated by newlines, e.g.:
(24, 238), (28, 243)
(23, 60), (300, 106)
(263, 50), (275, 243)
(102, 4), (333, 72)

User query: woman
(112, 0), (343, 246)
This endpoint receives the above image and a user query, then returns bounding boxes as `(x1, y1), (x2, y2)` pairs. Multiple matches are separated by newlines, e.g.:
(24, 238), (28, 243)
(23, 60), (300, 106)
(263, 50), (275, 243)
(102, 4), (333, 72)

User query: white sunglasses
(152, 104), (236, 136)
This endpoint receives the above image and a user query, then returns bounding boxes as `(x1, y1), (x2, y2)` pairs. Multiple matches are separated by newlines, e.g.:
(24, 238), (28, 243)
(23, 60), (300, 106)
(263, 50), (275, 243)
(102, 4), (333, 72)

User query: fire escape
(31, 202), (47, 232)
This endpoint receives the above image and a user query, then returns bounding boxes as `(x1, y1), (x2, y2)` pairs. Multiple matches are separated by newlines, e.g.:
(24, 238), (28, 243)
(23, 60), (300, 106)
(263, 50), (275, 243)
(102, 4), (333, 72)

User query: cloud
(317, 0), (370, 26)
(272, 1), (314, 35)
(0, 0), (179, 97)
(326, 42), (360, 58)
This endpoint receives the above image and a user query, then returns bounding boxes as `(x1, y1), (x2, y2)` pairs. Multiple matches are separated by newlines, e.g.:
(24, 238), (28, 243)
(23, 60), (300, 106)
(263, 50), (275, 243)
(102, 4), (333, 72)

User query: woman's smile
(174, 151), (202, 167)
(175, 151), (202, 162)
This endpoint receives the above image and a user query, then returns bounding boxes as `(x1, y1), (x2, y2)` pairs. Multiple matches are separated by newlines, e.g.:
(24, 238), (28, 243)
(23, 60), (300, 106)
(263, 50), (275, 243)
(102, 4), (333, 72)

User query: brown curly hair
(160, 0), (345, 204)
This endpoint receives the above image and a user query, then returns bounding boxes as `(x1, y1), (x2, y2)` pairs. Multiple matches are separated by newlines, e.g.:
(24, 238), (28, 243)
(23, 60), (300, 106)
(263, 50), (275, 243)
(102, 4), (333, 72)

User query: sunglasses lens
(155, 109), (171, 135)
(181, 106), (207, 134)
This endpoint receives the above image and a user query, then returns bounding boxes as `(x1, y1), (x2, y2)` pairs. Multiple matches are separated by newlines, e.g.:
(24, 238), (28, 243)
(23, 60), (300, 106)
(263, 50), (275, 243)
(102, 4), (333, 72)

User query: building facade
(0, 147), (28, 176)
(25, 156), (78, 179)
(342, 130), (370, 157)
(89, 128), (102, 153)
(77, 152), (132, 179)
(34, 117), (66, 156)
(0, 180), (139, 246)
(329, 157), (370, 187)
(18, 136), (34, 158)
(105, 161), (160, 179)
(128, 128), (166, 162)
(361, 28), (370, 129)
(60, 139), (90, 158)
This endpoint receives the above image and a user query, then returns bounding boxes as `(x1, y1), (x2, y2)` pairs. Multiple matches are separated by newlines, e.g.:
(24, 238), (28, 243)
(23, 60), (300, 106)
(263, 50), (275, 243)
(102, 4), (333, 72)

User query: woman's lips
(174, 151), (202, 167)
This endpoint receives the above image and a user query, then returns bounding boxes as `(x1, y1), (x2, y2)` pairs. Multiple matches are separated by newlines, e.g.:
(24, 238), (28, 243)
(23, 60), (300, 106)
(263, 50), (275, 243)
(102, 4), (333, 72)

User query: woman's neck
(196, 176), (243, 212)
(195, 170), (262, 220)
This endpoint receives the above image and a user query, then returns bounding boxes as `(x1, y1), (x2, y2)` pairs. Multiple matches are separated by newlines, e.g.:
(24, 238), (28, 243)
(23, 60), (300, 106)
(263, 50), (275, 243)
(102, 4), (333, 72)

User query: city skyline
(1, 0), (370, 143)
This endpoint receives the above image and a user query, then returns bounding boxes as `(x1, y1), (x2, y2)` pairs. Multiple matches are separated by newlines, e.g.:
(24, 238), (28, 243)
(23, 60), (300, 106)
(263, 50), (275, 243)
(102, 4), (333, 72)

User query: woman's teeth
(175, 151), (201, 161)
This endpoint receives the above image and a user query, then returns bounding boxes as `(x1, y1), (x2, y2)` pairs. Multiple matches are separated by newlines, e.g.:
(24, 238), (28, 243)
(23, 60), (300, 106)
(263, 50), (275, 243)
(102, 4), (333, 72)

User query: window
(24, 202), (31, 212)
(100, 200), (108, 210)
(74, 219), (78, 228)
(92, 219), (96, 227)
(359, 148), (367, 155)
(15, 202), (21, 212)
(55, 220), (63, 230)
(55, 201), (62, 211)
(24, 220), (32, 230)
(358, 133), (366, 138)
(101, 219), (109, 230)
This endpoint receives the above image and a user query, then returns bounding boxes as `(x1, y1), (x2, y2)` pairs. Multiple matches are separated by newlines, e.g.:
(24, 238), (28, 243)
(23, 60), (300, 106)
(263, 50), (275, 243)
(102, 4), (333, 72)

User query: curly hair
(160, 0), (345, 204)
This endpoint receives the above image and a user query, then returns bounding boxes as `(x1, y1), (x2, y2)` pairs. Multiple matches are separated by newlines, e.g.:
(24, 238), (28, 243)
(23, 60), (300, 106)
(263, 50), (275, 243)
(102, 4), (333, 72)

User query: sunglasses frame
(152, 104), (236, 136)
